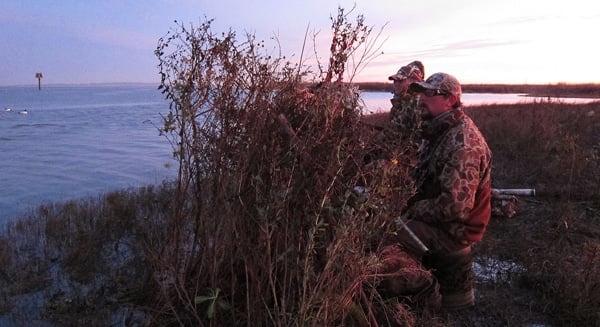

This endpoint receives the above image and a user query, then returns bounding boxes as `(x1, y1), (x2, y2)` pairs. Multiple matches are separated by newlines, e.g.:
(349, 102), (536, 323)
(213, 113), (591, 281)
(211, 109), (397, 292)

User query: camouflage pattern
(405, 107), (492, 244)
(377, 92), (422, 158)
(375, 62), (425, 161)
(411, 72), (462, 99)
(423, 246), (475, 310)
(388, 60), (425, 81)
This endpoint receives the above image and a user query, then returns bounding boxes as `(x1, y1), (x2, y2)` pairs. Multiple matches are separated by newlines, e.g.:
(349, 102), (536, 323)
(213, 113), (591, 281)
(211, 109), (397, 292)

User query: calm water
(1, 84), (176, 224)
(360, 91), (597, 113)
(1, 86), (596, 224)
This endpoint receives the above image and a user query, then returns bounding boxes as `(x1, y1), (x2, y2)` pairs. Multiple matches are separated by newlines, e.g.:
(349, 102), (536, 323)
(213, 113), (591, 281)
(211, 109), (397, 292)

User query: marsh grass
(0, 184), (176, 324)
(1, 11), (599, 327)
(1, 98), (599, 325)
(464, 101), (600, 326)
(466, 101), (600, 202)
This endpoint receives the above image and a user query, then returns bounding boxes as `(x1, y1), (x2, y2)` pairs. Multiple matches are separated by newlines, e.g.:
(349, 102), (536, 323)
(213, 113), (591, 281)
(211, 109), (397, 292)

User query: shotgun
(395, 217), (430, 254)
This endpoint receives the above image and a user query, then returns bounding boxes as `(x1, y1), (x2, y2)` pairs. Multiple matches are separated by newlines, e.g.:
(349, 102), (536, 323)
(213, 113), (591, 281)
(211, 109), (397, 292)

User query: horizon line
(0, 82), (161, 88)
(2, 81), (600, 88)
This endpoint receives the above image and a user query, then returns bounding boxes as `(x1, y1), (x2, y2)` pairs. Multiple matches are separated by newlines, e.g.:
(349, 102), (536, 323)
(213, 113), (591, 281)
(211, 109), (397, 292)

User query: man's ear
(447, 94), (458, 107)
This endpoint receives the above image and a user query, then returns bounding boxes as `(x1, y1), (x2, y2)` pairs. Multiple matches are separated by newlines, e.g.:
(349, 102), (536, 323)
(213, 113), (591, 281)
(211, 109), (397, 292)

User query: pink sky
(1, 0), (598, 86)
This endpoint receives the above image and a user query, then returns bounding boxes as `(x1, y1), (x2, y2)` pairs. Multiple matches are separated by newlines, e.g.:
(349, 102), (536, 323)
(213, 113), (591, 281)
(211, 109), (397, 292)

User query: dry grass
(148, 10), (416, 326)
(1, 10), (599, 327)
(1, 97), (599, 326)
(461, 101), (600, 326)
(466, 101), (600, 202)
(0, 184), (175, 324)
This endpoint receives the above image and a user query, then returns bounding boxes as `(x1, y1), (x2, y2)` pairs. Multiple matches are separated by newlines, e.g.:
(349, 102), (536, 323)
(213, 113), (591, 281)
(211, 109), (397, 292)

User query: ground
(443, 200), (560, 327)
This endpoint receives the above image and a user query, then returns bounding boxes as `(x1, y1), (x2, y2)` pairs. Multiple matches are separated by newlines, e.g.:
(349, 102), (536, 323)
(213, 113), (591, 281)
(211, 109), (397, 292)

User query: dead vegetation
(462, 101), (600, 326)
(1, 8), (599, 327)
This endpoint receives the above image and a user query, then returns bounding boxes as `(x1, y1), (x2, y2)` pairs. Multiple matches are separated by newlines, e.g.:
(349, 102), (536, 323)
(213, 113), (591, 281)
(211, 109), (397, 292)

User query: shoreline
(355, 82), (600, 99)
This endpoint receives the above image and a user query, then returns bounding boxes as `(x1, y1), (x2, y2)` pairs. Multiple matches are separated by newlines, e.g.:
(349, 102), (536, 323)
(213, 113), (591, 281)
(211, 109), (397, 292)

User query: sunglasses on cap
(422, 89), (450, 97)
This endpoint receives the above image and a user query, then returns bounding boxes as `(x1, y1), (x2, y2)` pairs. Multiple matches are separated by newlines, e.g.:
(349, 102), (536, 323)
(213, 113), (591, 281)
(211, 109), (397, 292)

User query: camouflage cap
(410, 72), (462, 99)
(388, 60), (425, 81)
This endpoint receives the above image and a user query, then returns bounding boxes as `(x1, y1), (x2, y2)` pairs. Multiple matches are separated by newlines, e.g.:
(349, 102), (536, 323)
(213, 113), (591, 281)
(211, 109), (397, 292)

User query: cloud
(385, 38), (523, 61)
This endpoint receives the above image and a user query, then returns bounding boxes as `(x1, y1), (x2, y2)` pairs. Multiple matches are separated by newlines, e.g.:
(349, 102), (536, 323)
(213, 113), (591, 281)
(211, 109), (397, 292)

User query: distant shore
(355, 82), (600, 99)
(3, 82), (600, 99)
(4, 82), (600, 100)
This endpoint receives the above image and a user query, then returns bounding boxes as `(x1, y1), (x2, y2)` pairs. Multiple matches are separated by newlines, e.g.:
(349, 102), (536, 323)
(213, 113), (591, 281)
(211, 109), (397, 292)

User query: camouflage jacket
(404, 108), (492, 243)
(370, 92), (422, 165)
(381, 92), (421, 149)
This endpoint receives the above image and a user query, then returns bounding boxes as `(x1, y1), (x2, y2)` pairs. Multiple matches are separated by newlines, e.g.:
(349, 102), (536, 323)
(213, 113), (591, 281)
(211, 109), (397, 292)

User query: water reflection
(473, 257), (525, 284)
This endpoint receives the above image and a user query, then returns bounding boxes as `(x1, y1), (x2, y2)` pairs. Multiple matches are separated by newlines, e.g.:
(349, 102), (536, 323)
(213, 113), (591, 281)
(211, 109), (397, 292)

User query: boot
(423, 246), (474, 310)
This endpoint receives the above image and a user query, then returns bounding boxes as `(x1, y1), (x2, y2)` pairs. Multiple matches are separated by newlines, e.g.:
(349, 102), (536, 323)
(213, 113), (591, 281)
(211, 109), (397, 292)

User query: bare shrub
(153, 8), (419, 326)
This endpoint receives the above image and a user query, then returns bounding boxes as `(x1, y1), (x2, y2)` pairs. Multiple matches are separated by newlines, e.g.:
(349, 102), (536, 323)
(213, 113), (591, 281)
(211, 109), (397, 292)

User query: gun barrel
(492, 188), (536, 196)
(395, 217), (430, 254)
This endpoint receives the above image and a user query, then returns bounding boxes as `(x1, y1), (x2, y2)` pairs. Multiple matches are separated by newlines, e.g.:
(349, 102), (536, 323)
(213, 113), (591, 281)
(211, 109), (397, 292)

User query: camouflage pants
(423, 246), (475, 310)
(386, 220), (475, 310)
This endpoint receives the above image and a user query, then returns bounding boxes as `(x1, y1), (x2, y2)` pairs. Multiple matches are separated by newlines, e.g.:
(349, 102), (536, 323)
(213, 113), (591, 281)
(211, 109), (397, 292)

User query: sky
(1, 0), (599, 86)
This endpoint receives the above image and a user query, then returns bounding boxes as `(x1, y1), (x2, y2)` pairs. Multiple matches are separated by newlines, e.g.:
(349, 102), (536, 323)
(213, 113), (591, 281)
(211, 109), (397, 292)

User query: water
(1, 84), (176, 224)
(1, 86), (597, 224)
(360, 91), (597, 113)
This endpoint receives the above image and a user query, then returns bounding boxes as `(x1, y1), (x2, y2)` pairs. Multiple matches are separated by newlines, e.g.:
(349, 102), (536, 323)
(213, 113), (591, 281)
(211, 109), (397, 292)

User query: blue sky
(1, 0), (599, 86)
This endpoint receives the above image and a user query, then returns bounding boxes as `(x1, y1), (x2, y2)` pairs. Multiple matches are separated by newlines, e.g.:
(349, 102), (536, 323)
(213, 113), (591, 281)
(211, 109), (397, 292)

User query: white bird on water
(18, 109), (28, 115)
(4, 107), (11, 112)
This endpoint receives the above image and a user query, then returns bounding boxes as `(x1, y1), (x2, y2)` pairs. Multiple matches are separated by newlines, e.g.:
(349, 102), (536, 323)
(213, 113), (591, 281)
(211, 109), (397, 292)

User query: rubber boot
(423, 246), (474, 310)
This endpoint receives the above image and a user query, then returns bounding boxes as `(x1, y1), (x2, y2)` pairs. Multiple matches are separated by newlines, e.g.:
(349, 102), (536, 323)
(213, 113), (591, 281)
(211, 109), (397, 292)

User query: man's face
(418, 90), (456, 120)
